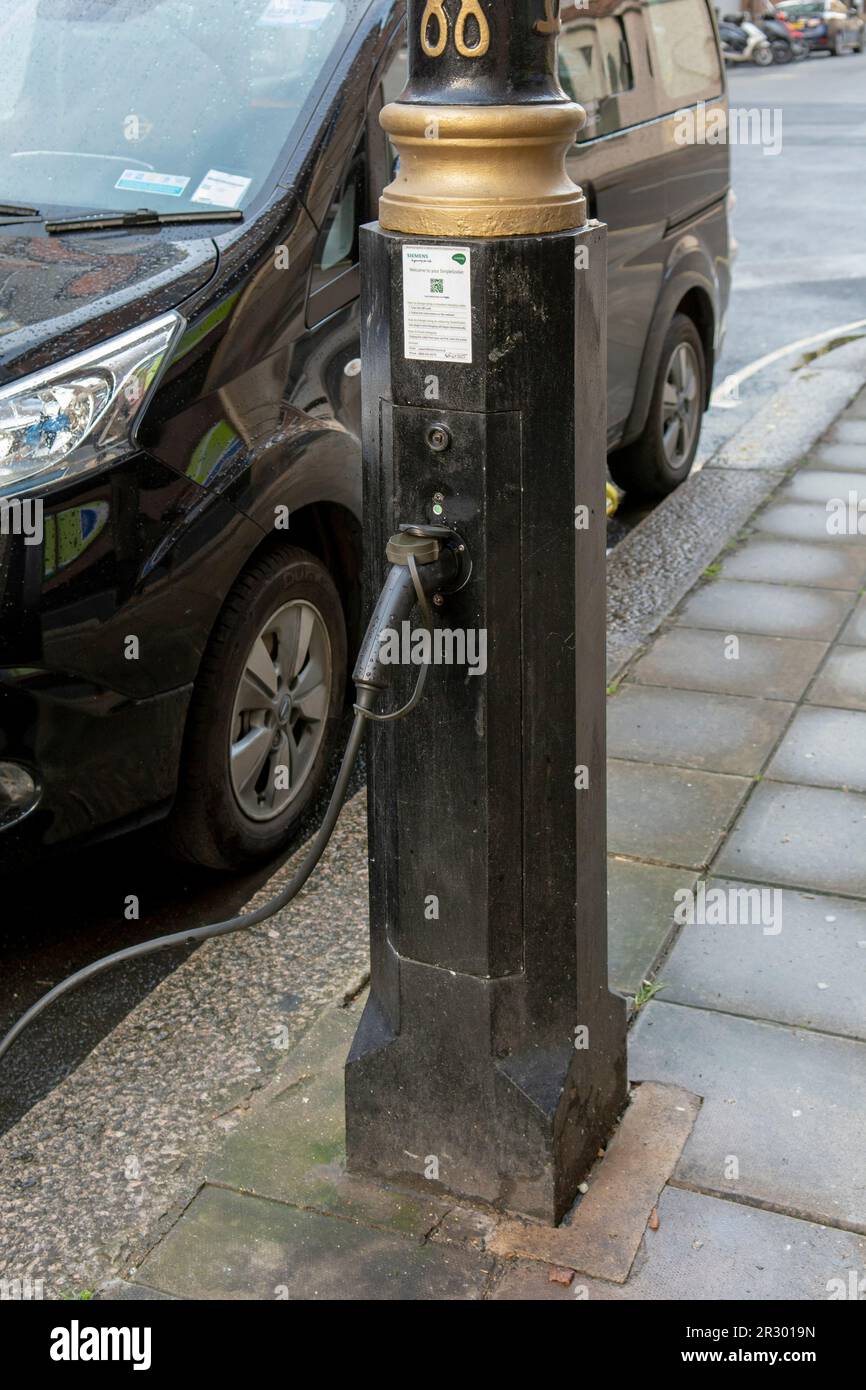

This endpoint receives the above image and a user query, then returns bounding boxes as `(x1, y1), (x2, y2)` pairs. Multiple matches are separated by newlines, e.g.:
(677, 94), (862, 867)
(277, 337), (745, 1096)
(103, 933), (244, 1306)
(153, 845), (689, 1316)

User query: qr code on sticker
(430, 277), (444, 294)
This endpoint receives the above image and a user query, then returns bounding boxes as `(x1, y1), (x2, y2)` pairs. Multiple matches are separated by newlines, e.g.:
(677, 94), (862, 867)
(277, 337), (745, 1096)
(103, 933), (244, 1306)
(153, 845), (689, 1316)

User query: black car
(0, 0), (730, 868)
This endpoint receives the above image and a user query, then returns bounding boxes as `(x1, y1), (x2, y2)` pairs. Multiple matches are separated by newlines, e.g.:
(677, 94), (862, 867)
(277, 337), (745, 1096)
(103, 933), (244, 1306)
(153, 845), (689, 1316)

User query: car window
(559, 12), (636, 141)
(645, 0), (722, 106)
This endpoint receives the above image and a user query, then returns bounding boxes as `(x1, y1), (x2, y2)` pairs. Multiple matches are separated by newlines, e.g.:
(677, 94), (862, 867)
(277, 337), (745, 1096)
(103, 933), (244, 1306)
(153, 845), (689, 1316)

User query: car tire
(609, 314), (706, 501)
(167, 544), (347, 870)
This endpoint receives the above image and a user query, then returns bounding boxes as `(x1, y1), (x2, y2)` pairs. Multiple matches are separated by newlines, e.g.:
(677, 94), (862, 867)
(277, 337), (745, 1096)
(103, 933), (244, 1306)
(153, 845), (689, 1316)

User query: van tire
(167, 544), (346, 870)
(609, 314), (706, 500)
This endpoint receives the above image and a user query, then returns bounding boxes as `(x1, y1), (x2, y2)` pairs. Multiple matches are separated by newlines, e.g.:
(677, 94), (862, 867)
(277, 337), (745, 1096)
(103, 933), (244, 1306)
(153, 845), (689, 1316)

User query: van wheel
(167, 544), (346, 870)
(609, 314), (706, 500)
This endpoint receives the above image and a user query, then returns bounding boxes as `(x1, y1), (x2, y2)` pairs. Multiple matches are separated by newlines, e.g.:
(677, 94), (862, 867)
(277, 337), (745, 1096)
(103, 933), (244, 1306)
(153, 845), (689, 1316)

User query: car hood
(0, 223), (219, 385)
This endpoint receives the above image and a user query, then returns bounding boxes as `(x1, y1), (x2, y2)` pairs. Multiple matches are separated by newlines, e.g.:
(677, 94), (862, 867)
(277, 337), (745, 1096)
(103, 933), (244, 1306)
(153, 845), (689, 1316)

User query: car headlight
(0, 311), (184, 498)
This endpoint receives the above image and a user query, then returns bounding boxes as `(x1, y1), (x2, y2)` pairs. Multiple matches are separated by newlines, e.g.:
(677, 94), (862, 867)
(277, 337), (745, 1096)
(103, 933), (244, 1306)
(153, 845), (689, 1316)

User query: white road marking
(711, 318), (866, 408)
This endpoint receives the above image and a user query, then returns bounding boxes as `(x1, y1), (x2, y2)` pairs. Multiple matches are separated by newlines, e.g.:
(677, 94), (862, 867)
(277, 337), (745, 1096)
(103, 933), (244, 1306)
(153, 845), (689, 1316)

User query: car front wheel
(609, 314), (706, 500)
(167, 543), (347, 869)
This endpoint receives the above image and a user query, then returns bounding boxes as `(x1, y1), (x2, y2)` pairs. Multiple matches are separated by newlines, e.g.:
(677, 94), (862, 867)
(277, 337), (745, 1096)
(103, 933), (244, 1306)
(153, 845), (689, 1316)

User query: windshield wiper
(0, 202), (41, 217)
(44, 207), (243, 234)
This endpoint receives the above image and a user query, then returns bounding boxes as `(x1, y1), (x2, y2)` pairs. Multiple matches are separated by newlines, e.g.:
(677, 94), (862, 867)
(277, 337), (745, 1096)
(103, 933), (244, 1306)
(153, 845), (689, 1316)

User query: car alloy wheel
(661, 341), (701, 473)
(229, 598), (332, 822)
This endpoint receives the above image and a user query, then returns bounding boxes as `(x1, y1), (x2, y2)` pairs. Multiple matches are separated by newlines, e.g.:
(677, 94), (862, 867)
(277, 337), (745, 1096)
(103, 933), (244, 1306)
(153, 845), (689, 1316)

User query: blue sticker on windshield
(115, 169), (190, 198)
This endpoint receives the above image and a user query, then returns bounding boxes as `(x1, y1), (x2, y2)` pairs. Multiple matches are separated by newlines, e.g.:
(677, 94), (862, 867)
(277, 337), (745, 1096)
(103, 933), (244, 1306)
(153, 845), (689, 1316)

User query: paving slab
(783, 470), (866, 506)
(720, 536), (866, 590)
(630, 1002), (866, 1232)
(766, 705), (866, 793)
(756, 500), (864, 544)
(608, 760), (751, 870)
(663, 880), (866, 1041)
(673, 579), (852, 641)
(828, 419), (866, 446)
(839, 596), (866, 646)
(490, 1186), (866, 1301)
(134, 1185), (492, 1300)
(205, 1057), (450, 1239)
(808, 645), (866, 711)
(715, 781), (866, 897)
(487, 1083), (700, 1283)
(630, 627), (827, 702)
(606, 467), (782, 681)
(809, 442), (866, 472)
(204, 1002), (450, 1238)
(608, 857), (696, 995)
(607, 683), (793, 777)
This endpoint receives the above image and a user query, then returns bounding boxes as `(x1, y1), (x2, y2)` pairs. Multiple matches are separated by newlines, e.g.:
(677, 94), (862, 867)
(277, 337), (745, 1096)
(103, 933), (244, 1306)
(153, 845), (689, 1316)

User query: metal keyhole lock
(426, 424), (451, 452)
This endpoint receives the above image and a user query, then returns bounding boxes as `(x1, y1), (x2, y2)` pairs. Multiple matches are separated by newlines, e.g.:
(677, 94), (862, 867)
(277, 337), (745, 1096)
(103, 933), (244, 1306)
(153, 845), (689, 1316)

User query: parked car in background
(0, 0), (729, 871)
(776, 0), (865, 52)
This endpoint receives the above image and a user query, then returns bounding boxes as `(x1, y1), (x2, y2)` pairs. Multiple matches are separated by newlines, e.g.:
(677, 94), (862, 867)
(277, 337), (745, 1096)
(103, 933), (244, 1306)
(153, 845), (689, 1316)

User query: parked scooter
(719, 15), (775, 65)
(756, 14), (810, 61)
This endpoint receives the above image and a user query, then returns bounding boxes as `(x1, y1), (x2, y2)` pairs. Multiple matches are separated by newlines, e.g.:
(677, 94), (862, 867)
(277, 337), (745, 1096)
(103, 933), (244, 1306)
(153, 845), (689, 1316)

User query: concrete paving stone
(205, 1006), (450, 1238)
(630, 627), (828, 702)
(720, 536), (866, 590)
(607, 684), (794, 777)
(673, 579), (852, 641)
(663, 880), (866, 1041)
(715, 781), (866, 897)
(608, 760), (751, 870)
(828, 419), (866, 446)
(488, 1084), (700, 1283)
(808, 646), (866, 711)
(756, 500), (865, 544)
(606, 467), (782, 680)
(630, 1002), (866, 1232)
(809, 442), (866, 472)
(783, 470), (866, 506)
(608, 858), (696, 995)
(766, 706), (866, 793)
(135, 1185), (493, 1300)
(490, 1187), (866, 1301)
(839, 596), (866, 646)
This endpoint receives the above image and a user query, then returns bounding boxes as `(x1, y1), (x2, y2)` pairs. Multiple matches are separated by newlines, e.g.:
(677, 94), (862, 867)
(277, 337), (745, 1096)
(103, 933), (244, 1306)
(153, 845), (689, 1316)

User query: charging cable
(0, 525), (463, 1066)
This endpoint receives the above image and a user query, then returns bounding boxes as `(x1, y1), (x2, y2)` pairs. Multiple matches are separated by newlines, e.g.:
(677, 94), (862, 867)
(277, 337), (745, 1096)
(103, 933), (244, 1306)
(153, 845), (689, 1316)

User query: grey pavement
(102, 387), (866, 1301)
(3, 390), (866, 1301)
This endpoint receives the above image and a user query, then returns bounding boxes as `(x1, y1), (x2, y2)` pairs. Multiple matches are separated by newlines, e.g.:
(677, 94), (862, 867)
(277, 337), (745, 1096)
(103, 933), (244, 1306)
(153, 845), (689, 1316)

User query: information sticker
(402, 245), (472, 364)
(114, 169), (189, 198)
(191, 170), (251, 209)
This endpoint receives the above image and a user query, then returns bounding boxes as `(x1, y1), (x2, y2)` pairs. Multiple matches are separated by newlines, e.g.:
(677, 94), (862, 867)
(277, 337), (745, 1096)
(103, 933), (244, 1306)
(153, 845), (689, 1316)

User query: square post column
(345, 0), (627, 1224)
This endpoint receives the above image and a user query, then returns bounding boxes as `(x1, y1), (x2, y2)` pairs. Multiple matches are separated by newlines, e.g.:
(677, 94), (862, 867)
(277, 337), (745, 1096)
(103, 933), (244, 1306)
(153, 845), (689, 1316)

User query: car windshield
(777, 3), (825, 13)
(0, 0), (351, 215)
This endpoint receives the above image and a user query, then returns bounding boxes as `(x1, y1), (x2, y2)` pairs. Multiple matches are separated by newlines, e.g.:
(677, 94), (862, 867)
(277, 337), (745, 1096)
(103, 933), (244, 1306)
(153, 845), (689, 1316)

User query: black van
(0, 0), (730, 868)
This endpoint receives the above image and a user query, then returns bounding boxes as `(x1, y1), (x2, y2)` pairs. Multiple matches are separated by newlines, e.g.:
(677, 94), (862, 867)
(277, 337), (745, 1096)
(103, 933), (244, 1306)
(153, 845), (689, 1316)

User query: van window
(646, 0), (722, 104)
(307, 143), (364, 312)
(0, 0), (351, 216)
(559, 13), (635, 141)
